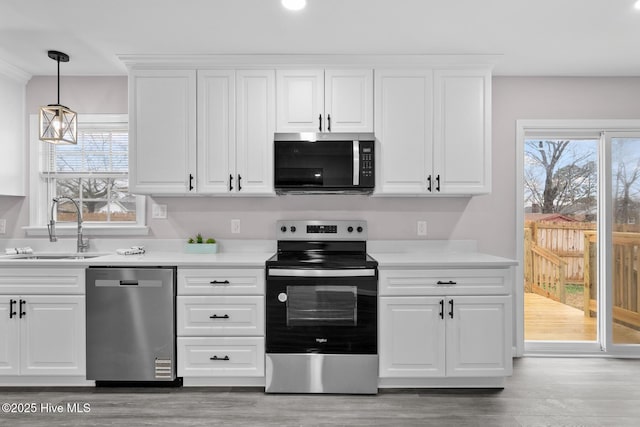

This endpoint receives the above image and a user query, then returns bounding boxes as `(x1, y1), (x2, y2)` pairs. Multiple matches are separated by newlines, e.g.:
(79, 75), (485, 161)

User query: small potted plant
(185, 233), (218, 254)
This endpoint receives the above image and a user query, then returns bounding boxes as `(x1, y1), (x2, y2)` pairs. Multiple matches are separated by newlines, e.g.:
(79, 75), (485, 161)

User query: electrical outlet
(0, 219), (6, 235)
(152, 203), (167, 219)
(231, 219), (241, 234)
(417, 221), (427, 236)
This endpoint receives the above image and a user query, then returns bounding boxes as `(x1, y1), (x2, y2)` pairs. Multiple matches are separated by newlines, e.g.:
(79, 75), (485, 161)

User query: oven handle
(268, 268), (376, 277)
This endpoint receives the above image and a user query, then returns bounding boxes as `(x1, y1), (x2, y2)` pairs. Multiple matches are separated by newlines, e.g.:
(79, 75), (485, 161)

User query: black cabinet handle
(9, 299), (16, 319)
(318, 114), (322, 132)
(19, 299), (26, 318)
(327, 114), (331, 132)
(427, 175), (432, 192)
(238, 174), (242, 191)
(189, 173), (194, 191)
(210, 355), (230, 361)
(437, 280), (457, 285)
(448, 299), (454, 319)
(436, 174), (440, 192)
(210, 280), (230, 285)
(209, 314), (229, 319)
(229, 174), (234, 191)
(439, 299), (444, 319)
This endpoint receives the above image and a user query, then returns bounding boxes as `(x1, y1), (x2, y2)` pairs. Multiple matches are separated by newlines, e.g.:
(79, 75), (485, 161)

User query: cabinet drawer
(177, 296), (264, 336)
(177, 268), (264, 295)
(177, 337), (264, 377)
(380, 268), (510, 296)
(0, 268), (85, 295)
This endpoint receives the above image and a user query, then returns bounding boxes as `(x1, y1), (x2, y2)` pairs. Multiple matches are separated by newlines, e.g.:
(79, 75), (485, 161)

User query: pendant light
(39, 50), (77, 145)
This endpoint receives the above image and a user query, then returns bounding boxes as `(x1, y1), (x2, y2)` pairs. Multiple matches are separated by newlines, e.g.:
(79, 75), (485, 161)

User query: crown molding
(117, 53), (501, 70)
(0, 59), (31, 84)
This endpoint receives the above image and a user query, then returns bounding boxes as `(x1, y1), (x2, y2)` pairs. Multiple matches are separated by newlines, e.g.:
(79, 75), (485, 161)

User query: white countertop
(369, 251), (517, 268)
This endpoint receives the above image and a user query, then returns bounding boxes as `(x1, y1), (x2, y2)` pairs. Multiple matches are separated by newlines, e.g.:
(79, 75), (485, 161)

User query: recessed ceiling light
(282, 0), (306, 11)
(635, 0), (640, 10)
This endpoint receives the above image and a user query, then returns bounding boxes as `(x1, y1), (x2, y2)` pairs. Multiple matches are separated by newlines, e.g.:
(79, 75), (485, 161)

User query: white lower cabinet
(379, 267), (513, 387)
(177, 268), (265, 385)
(0, 269), (86, 382)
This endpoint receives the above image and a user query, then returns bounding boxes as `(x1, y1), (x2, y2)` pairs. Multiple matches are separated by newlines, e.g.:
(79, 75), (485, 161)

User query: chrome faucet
(48, 197), (89, 253)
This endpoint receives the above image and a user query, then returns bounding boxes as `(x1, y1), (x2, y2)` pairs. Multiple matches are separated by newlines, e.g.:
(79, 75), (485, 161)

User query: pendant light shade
(39, 50), (77, 145)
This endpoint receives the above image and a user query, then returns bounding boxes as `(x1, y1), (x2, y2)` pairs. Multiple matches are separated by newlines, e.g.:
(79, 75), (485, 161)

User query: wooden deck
(525, 292), (640, 343)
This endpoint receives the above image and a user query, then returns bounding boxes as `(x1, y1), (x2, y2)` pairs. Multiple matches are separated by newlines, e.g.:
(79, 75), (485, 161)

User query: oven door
(266, 268), (377, 355)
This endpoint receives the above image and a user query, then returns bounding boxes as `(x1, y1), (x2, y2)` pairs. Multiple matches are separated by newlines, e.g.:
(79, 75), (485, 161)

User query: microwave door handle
(353, 140), (360, 186)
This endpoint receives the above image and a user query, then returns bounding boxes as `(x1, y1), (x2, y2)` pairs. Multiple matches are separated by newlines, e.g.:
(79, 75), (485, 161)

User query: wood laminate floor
(2, 357), (640, 426)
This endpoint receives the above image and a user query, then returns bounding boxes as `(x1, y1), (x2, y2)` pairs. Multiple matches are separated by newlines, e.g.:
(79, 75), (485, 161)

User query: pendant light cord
(57, 57), (60, 105)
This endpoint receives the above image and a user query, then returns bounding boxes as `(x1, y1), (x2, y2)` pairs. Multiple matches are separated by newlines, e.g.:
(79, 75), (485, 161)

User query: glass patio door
(605, 132), (640, 353)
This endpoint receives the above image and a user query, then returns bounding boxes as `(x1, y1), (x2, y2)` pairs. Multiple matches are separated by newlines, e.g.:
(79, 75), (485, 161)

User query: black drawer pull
(209, 314), (229, 319)
(210, 280), (230, 285)
(436, 280), (457, 285)
(449, 299), (454, 319)
(210, 355), (230, 361)
(19, 299), (26, 318)
(439, 299), (444, 319)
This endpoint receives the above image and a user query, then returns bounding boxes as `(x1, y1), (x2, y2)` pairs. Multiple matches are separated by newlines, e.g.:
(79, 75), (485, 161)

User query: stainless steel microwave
(274, 133), (375, 194)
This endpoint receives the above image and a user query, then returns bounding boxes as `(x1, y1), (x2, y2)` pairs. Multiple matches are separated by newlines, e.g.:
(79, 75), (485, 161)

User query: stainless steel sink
(8, 253), (105, 260)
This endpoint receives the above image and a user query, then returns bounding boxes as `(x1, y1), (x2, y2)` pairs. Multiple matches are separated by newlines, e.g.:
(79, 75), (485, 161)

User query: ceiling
(1, 0), (639, 77)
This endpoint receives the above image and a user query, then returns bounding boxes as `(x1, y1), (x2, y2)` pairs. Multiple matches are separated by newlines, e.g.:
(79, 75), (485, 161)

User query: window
(28, 114), (147, 236)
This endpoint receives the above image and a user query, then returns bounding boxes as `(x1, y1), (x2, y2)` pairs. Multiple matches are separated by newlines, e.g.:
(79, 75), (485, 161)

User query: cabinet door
(324, 69), (373, 132)
(379, 297), (445, 378)
(374, 69), (434, 194)
(197, 70), (236, 194)
(433, 69), (491, 194)
(446, 296), (512, 377)
(236, 70), (276, 195)
(20, 295), (86, 376)
(0, 297), (20, 375)
(276, 70), (324, 132)
(129, 69), (196, 194)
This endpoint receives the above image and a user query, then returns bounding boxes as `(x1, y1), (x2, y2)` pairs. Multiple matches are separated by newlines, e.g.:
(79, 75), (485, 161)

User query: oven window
(286, 285), (357, 327)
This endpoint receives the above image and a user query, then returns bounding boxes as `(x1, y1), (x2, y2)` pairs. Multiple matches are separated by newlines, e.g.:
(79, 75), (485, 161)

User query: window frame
(25, 113), (148, 237)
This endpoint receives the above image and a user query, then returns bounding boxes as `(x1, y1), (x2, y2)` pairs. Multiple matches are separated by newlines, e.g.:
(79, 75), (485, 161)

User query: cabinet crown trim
(118, 54), (499, 70)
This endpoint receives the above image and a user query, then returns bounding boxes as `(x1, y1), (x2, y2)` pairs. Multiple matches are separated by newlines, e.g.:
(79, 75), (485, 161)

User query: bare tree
(525, 140), (596, 215)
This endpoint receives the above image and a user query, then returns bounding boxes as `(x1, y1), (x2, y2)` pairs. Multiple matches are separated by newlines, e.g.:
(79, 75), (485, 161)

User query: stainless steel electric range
(265, 220), (378, 394)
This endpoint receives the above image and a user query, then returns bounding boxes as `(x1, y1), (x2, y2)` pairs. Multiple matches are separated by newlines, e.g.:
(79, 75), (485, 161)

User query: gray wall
(2, 76), (640, 259)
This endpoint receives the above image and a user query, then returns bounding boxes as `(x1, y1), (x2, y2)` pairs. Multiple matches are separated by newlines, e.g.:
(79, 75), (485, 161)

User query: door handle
(189, 173), (194, 191)
(19, 299), (26, 318)
(318, 114), (322, 132)
(229, 174), (234, 191)
(327, 114), (331, 132)
(9, 299), (16, 319)
(210, 280), (230, 285)
(238, 174), (242, 191)
(210, 355), (230, 361)
(209, 314), (230, 319)
(439, 299), (444, 319)
(436, 174), (441, 192)
(448, 299), (454, 319)
(427, 175), (432, 192)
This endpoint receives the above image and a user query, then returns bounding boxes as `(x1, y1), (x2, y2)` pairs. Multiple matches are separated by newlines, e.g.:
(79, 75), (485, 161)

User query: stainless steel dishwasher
(86, 267), (180, 385)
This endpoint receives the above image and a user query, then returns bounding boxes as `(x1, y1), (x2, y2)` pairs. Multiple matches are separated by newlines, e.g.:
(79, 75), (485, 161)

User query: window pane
(111, 179), (136, 222)
(56, 178), (80, 200)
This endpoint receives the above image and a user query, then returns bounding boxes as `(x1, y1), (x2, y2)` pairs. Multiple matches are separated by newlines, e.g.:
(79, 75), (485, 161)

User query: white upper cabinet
(130, 68), (275, 195)
(197, 70), (236, 194)
(276, 69), (373, 133)
(129, 69), (197, 194)
(234, 70), (276, 195)
(374, 67), (491, 196)
(374, 69), (434, 194)
(433, 69), (491, 194)
(0, 67), (28, 197)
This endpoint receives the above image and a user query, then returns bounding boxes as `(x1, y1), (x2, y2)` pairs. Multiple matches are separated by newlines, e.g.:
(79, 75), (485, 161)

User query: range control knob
(290, 226), (297, 233)
(347, 226), (354, 233)
(357, 226), (363, 233)
(280, 226), (287, 233)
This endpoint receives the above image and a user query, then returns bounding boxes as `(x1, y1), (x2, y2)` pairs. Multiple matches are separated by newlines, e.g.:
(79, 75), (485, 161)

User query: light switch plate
(231, 219), (241, 234)
(417, 221), (427, 236)
(152, 204), (167, 219)
(0, 219), (6, 234)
